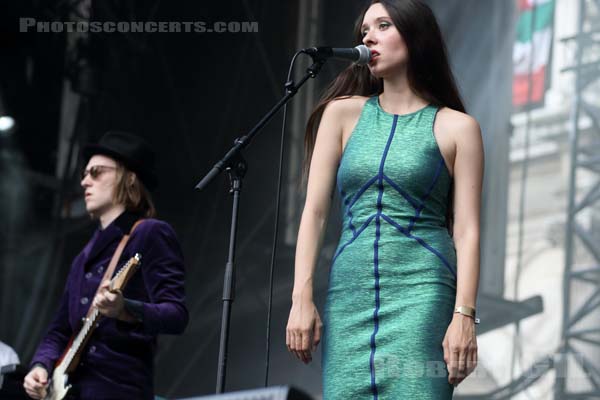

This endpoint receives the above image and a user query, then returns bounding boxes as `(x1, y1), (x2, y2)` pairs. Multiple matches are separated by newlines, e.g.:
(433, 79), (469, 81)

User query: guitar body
(43, 367), (71, 400)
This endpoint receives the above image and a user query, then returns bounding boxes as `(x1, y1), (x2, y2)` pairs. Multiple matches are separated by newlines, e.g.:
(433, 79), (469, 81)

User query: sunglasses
(81, 165), (117, 180)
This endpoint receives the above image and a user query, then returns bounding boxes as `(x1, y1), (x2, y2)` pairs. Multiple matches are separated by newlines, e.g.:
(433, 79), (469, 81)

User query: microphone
(302, 45), (372, 65)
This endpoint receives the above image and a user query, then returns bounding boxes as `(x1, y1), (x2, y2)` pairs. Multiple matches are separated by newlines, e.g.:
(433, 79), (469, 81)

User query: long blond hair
(113, 162), (156, 218)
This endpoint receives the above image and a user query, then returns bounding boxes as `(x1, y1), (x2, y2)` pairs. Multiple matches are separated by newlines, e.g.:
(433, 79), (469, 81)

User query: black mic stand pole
(194, 56), (326, 394)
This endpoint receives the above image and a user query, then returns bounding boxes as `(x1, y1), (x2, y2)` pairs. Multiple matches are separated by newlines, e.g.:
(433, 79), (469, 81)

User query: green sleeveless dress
(322, 96), (457, 399)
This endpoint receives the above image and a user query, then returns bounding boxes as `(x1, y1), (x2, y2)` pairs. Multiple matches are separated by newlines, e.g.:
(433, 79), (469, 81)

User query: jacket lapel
(84, 223), (123, 268)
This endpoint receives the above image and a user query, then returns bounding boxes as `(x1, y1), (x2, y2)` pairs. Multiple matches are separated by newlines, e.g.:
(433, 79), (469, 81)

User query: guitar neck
(55, 253), (141, 374)
(59, 307), (102, 373)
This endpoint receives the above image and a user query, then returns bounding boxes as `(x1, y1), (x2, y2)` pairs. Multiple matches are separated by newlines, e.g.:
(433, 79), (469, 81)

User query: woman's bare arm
(287, 99), (346, 363)
(450, 114), (484, 310)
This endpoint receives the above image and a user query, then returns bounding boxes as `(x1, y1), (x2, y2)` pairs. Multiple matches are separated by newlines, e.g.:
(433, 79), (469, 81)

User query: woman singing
(286, 1), (483, 398)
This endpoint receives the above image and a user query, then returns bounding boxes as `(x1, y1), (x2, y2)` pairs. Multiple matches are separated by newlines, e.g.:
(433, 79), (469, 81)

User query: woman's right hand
(23, 366), (49, 399)
(286, 298), (323, 364)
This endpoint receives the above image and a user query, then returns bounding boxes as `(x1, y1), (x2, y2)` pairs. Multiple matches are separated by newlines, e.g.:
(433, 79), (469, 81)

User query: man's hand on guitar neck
(23, 365), (48, 399)
(93, 280), (137, 323)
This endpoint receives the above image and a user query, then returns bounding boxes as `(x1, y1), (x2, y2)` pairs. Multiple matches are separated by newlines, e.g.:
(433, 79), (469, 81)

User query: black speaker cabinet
(177, 386), (314, 400)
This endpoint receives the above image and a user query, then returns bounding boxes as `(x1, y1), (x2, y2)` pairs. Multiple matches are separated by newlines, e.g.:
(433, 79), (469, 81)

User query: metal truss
(555, 0), (600, 398)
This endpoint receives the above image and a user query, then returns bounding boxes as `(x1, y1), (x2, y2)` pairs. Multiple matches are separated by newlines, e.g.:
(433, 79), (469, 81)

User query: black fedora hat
(83, 131), (158, 190)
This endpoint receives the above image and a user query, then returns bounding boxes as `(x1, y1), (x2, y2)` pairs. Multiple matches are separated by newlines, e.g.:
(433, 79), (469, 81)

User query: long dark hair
(305, 0), (466, 168)
(304, 0), (465, 233)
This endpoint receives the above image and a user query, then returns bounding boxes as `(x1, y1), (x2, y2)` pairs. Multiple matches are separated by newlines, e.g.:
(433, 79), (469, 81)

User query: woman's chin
(368, 62), (405, 80)
(368, 65), (386, 78)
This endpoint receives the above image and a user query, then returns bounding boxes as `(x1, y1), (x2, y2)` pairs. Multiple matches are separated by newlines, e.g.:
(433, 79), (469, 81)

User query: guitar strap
(86, 219), (145, 318)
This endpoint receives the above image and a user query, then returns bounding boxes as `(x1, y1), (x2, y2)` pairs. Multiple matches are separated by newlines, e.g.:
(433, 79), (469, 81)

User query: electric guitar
(43, 253), (142, 400)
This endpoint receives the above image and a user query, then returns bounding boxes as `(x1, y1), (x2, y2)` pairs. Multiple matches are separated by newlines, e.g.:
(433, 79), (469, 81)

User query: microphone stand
(195, 56), (326, 394)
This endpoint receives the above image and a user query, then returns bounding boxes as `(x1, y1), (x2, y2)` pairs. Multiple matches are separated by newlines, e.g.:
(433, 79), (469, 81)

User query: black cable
(264, 49), (305, 387)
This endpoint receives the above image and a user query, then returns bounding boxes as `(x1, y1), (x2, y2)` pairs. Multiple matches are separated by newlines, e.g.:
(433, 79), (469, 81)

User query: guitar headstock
(109, 253), (142, 292)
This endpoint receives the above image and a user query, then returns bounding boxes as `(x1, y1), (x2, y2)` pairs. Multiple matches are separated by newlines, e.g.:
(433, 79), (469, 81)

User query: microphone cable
(263, 49), (307, 387)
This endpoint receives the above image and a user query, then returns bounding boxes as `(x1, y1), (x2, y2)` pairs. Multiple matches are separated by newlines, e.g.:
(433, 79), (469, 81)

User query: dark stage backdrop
(0, 1), (513, 398)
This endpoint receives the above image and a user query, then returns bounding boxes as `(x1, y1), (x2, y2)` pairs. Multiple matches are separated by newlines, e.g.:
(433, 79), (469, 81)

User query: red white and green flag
(513, 0), (556, 111)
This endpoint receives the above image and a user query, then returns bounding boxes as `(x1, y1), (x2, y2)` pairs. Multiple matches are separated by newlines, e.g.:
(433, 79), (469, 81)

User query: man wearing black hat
(23, 131), (188, 399)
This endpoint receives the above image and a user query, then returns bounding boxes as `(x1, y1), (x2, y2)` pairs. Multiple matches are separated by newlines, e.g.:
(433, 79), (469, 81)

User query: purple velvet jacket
(31, 212), (188, 399)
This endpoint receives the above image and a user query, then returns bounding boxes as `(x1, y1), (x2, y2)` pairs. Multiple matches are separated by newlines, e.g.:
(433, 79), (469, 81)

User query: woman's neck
(380, 72), (428, 114)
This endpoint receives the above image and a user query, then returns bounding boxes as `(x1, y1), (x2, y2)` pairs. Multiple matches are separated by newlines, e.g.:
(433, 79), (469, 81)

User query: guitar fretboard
(61, 307), (102, 371)
(55, 253), (140, 373)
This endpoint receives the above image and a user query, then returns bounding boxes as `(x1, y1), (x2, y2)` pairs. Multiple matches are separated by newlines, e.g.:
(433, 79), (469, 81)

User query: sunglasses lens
(82, 165), (115, 180)
(82, 167), (97, 180)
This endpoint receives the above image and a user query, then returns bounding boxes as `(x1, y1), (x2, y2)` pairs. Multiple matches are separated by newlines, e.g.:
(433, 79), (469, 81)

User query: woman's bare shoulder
(327, 95), (370, 115)
(436, 107), (481, 139)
